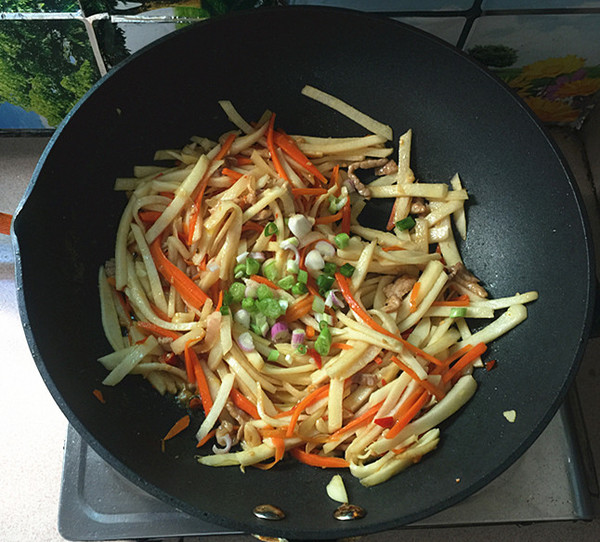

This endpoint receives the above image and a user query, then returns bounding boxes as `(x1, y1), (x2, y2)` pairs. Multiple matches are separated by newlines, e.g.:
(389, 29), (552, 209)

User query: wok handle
(0, 212), (12, 235)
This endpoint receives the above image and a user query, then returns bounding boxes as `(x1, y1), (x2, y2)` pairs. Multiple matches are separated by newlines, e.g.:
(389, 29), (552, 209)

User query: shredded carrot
(285, 384), (329, 437)
(409, 282), (421, 313)
(382, 246), (406, 252)
(386, 200), (398, 231)
(289, 447), (349, 468)
(330, 164), (341, 193)
(314, 210), (343, 225)
(114, 290), (132, 320)
(285, 295), (314, 323)
(273, 131), (328, 184)
(196, 428), (216, 448)
(221, 167), (243, 181)
(183, 340), (198, 384)
(0, 212), (12, 235)
(215, 289), (224, 311)
(150, 302), (170, 322)
(335, 273), (443, 367)
(438, 343), (475, 369)
(150, 237), (209, 308)
(92, 389), (106, 404)
(341, 197), (351, 234)
(273, 436), (286, 462)
(235, 155), (254, 165)
(137, 321), (181, 341)
(138, 210), (162, 223)
(331, 342), (353, 351)
(485, 359), (497, 371)
(390, 356), (445, 400)
(230, 388), (260, 420)
(189, 349), (213, 414)
(442, 342), (487, 384)
(431, 294), (470, 307)
(260, 427), (288, 439)
(305, 325), (316, 339)
(214, 132), (237, 160)
(267, 114), (289, 181)
(162, 414), (190, 441)
(291, 187), (328, 196)
(249, 274), (280, 290)
(385, 389), (430, 440)
(328, 400), (384, 441)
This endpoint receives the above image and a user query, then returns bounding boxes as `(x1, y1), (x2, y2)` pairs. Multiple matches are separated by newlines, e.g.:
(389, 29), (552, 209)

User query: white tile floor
(0, 112), (599, 541)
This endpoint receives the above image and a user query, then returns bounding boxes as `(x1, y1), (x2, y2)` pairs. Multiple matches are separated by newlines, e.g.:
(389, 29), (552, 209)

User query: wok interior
(13, 7), (594, 539)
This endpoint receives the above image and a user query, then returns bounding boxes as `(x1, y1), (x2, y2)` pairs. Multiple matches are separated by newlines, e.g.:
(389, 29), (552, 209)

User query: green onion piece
(251, 313), (269, 336)
(322, 262), (337, 275)
(296, 344), (308, 355)
(267, 349), (280, 362)
(316, 273), (335, 294)
(229, 282), (245, 303)
(278, 275), (295, 290)
(219, 305), (230, 315)
(222, 290), (233, 308)
(395, 216), (416, 231)
(334, 233), (350, 249)
(245, 257), (260, 276)
(314, 334), (331, 356)
(312, 296), (325, 314)
(339, 263), (355, 277)
(291, 282), (308, 296)
(328, 195), (339, 214)
(264, 222), (279, 236)
(257, 298), (283, 319)
(241, 297), (256, 312)
(262, 260), (278, 282)
(256, 284), (273, 300)
(234, 263), (247, 279)
(449, 307), (468, 318)
(297, 269), (308, 284)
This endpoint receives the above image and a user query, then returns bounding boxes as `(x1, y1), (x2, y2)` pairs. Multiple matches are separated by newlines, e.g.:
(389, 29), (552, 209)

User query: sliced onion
(315, 240), (336, 259)
(235, 251), (249, 264)
(212, 433), (232, 454)
(234, 309), (251, 328)
(291, 328), (305, 346)
(305, 249), (325, 271)
(325, 290), (345, 309)
(237, 331), (255, 352)
(270, 321), (290, 343)
(250, 251), (265, 262)
(207, 261), (220, 272)
(245, 279), (260, 298)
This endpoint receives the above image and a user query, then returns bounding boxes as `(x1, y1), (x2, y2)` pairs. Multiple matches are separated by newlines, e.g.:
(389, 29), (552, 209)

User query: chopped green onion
(277, 275), (295, 290)
(449, 307), (468, 318)
(297, 269), (308, 284)
(262, 260), (278, 282)
(314, 323), (331, 356)
(339, 263), (355, 277)
(312, 296), (325, 314)
(219, 305), (230, 315)
(296, 344), (308, 355)
(229, 282), (245, 303)
(222, 290), (233, 308)
(291, 282), (308, 296)
(241, 297), (256, 312)
(257, 298), (283, 319)
(316, 273), (335, 294)
(264, 222), (278, 236)
(267, 349), (280, 362)
(256, 284), (273, 300)
(322, 262), (337, 275)
(234, 263), (247, 279)
(395, 216), (416, 231)
(334, 233), (350, 249)
(251, 313), (269, 336)
(245, 257), (260, 276)
(286, 259), (299, 274)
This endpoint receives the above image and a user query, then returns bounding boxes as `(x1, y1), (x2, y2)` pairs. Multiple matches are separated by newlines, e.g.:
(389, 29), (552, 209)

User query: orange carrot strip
(196, 428), (216, 448)
(305, 325), (316, 339)
(235, 155), (254, 165)
(267, 114), (289, 181)
(330, 164), (341, 193)
(215, 289), (224, 311)
(409, 282), (421, 313)
(331, 342), (353, 351)
(221, 167), (243, 181)
(214, 132), (237, 160)
(438, 343), (475, 369)
(138, 210), (162, 223)
(273, 131), (328, 184)
(260, 427), (288, 439)
(291, 187), (328, 196)
(314, 210), (343, 225)
(328, 400), (384, 441)
(335, 273), (443, 367)
(249, 274), (280, 290)
(386, 200), (398, 231)
(137, 321), (181, 341)
(273, 436), (286, 462)
(382, 246), (406, 252)
(285, 295), (314, 323)
(431, 294), (470, 307)
(285, 384), (330, 438)
(385, 389), (430, 440)
(390, 356), (445, 400)
(189, 349), (213, 415)
(162, 414), (190, 441)
(150, 237), (209, 308)
(289, 447), (349, 468)
(0, 212), (12, 235)
(341, 197), (351, 234)
(150, 302), (171, 322)
(442, 342), (487, 384)
(92, 389), (106, 404)
(230, 388), (260, 420)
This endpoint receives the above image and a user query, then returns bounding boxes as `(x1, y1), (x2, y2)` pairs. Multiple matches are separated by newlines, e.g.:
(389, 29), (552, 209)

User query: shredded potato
(98, 88), (538, 487)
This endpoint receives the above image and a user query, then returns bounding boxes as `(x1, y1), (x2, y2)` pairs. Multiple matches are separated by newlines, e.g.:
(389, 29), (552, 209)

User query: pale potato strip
(196, 372), (235, 442)
(98, 267), (127, 351)
(351, 239), (376, 290)
(328, 378), (347, 433)
(101, 336), (160, 386)
(218, 99), (254, 134)
(369, 183), (448, 199)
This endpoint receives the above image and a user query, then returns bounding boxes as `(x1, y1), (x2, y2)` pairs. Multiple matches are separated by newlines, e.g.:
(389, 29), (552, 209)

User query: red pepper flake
(374, 355), (384, 365)
(374, 416), (395, 428)
(92, 389), (106, 404)
(381, 378), (387, 386)
(485, 359), (497, 371)
(307, 347), (322, 369)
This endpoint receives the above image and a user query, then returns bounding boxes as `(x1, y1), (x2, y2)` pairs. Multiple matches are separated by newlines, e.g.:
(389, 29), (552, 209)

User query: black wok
(12, 6), (596, 540)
